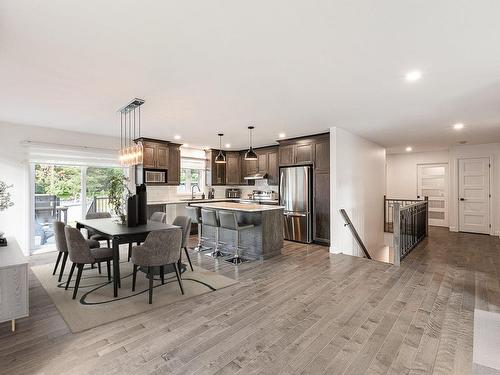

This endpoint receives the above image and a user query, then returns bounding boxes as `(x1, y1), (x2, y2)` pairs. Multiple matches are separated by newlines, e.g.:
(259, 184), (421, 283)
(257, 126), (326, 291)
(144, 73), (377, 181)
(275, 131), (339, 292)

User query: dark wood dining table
(76, 218), (180, 297)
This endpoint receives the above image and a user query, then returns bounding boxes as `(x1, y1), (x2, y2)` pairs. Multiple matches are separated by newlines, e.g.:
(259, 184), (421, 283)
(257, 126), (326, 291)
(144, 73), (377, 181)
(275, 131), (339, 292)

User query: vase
(127, 195), (138, 227)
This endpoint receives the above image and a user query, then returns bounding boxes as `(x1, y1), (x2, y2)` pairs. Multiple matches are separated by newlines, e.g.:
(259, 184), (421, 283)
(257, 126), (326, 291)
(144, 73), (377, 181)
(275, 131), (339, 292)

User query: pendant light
(244, 126), (258, 160)
(118, 98), (145, 166)
(214, 133), (226, 164)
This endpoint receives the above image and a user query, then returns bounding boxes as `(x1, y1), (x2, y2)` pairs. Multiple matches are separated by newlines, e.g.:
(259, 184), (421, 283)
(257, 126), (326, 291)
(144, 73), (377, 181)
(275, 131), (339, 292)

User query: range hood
(244, 173), (268, 180)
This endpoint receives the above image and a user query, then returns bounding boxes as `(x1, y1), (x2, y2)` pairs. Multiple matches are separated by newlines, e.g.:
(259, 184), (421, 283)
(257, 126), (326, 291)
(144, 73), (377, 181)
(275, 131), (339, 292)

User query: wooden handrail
(339, 209), (372, 259)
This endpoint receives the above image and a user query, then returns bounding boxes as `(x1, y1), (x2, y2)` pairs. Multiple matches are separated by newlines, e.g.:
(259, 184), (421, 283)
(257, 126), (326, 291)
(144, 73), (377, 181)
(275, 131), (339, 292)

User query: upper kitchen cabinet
(209, 149), (226, 185)
(226, 152), (241, 185)
(278, 133), (329, 168)
(135, 138), (182, 185)
(314, 137), (330, 173)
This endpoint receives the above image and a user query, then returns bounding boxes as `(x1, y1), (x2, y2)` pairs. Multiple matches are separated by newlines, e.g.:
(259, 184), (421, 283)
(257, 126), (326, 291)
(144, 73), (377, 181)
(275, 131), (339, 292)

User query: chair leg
(97, 262), (102, 274)
(53, 252), (62, 275)
(148, 266), (153, 304)
(184, 247), (194, 271)
(128, 243), (132, 261)
(107, 239), (110, 248)
(72, 264), (84, 300)
(160, 266), (165, 285)
(173, 262), (184, 295)
(106, 260), (111, 281)
(65, 263), (76, 290)
(132, 264), (138, 291)
(58, 252), (68, 282)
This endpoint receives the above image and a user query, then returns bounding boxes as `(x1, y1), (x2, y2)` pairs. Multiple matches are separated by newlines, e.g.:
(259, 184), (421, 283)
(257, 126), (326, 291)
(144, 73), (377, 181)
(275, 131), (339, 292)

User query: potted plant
(107, 175), (132, 225)
(0, 180), (14, 246)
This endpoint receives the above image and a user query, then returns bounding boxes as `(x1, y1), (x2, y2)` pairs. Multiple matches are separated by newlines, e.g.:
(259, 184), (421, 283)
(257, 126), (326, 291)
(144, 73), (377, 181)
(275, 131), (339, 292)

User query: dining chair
(64, 227), (113, 300)
(172, 216), (193, 271)
(130, 228), (183, 304)
(150, 212), (166, 223)
(85, 212), (112, 247)
(53, 221), (100, 282)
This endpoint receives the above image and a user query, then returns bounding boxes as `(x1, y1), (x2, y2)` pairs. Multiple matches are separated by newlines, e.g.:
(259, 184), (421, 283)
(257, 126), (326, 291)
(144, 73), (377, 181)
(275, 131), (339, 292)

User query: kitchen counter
(190, 202), (283, 212)
(147, 198), (237, 205)
(191, 202), (284, 260)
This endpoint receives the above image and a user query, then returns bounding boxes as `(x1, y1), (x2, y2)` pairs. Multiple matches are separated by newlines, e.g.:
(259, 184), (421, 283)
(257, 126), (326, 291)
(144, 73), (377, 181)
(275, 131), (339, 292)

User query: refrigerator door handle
(284, 212), (307, 217)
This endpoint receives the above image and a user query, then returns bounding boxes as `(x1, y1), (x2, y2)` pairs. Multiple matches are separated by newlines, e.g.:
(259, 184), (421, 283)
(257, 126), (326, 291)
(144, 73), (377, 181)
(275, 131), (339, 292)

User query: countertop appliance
(225, 188), (241, 198)
(240, 190), (279, 205)
(279, 166), (312, 243)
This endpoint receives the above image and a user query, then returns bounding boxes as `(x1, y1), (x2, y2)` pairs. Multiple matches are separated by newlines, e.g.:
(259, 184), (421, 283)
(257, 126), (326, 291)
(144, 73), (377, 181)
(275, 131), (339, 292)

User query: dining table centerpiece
(0, 180), (14, 246)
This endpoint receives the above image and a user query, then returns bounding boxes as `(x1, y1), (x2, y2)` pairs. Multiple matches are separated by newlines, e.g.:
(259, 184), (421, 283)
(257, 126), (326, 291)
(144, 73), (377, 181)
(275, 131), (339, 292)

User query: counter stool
(186, 206), (211, 252)
(218, 210), (254, 265)
(201, 209), (224, 258)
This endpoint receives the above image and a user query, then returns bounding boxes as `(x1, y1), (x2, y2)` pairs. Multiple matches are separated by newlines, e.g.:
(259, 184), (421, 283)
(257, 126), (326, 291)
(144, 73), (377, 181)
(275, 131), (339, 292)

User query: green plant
(107, 175), (132, 219)
(0, 181), (14, 211)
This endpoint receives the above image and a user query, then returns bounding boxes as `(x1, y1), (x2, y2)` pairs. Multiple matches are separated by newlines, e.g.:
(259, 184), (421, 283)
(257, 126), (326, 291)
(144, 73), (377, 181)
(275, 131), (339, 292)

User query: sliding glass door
(31, 164), (125, 254)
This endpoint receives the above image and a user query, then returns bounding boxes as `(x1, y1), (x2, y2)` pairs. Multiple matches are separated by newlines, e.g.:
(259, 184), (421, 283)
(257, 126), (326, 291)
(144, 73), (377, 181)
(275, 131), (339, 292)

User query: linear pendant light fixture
(244, 126), (258, 160)
(118, 98), (145, 166)
(214, 133), (226, 164)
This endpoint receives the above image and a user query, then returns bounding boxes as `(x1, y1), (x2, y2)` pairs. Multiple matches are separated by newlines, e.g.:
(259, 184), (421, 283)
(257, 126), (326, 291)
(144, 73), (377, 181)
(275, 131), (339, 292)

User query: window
(177, 148), (207, 194)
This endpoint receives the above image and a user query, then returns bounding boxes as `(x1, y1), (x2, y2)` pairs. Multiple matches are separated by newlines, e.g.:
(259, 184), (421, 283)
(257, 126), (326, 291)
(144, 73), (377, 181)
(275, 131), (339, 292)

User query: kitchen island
(190, 202), (284, 260)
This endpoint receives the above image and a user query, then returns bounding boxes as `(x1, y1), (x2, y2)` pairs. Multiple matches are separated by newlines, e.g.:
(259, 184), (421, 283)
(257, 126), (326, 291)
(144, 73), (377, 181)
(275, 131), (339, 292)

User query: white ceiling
(2, 1), (500, 152)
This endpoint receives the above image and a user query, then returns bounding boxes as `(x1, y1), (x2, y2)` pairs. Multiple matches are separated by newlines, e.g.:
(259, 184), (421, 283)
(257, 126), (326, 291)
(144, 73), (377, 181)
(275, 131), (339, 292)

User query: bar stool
(186, 206), (211, 252)
(218, 210), (254, 264)
(201, 209), (224, 258)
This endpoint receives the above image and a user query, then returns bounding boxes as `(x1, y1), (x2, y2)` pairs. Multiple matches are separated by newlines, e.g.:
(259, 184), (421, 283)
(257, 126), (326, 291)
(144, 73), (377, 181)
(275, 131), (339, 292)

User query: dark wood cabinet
(258, 153), (268, 174)
(136, 138), (181, 185)
(278, 133), (330, 244)
(313, 171), (330, 243)
(267, 150), (279, 185)
(226, 152), (241, 185)
(167, 145), (180, 185)
(210, 150), (226, 185)
(295, 142), (314, 164)
(279, 144), (295, 166)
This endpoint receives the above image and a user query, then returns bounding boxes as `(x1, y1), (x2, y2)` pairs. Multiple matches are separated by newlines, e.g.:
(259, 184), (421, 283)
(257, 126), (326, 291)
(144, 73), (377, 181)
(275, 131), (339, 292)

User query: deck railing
(87, 196), (111, 215)
(392, 199), (428, 265)
(384, 195), (425, 232)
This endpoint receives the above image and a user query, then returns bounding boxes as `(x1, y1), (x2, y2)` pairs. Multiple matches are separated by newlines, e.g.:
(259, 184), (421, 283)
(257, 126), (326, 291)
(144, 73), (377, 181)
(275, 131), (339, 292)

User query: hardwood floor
(1, 227), (499, 374)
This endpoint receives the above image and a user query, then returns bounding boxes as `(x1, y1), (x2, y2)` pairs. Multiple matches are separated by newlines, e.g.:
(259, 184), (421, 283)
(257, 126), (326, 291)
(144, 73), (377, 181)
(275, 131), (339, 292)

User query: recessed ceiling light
(405, 146), (412, 152)
(405, 70), (422, 82)
(182, 143), (189, 147)
(278, 133), (286, 139)
(453, 123), (464, 130)
(174, 135), (181, 140)
(225, 143), (231, 148)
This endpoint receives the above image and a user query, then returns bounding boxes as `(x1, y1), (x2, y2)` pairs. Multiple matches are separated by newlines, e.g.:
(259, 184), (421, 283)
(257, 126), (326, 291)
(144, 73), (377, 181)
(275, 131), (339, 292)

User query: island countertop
(190, 201), (284, 212)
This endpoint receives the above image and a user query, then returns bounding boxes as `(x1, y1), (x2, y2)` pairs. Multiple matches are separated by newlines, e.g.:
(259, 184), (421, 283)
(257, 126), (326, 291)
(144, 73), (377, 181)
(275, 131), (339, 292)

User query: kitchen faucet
(191, 184), (201, 199)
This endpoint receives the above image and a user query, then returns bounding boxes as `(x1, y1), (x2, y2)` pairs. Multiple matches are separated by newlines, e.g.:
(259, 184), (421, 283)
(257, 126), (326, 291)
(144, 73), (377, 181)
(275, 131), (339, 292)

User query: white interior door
(458, 157), (490, 234)
(417, 163), (448, 227)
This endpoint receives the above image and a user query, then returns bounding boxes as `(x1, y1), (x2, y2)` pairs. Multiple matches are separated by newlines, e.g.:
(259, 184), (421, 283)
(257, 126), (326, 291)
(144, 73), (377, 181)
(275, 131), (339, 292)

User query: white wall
(330, 127), (386, 257)
(386, 150), (449, 199)
(0, 121), (120, 254)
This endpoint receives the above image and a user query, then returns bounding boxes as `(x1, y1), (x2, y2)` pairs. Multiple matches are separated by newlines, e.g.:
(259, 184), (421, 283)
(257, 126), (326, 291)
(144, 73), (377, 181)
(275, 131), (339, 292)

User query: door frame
(454, 155), (494, 235)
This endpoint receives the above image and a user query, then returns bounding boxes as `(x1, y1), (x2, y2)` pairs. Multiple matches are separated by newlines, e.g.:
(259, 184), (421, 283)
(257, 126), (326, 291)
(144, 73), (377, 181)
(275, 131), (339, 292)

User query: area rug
(32, 258), (238, 333)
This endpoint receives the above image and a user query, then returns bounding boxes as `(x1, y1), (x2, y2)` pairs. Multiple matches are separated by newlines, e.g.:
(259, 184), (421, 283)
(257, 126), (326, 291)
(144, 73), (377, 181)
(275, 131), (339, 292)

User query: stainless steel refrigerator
(279, 166), (312, 243)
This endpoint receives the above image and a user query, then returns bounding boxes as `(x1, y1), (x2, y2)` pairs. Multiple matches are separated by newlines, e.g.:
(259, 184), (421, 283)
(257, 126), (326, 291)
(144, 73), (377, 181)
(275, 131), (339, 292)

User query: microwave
(144, 170), (166, 184)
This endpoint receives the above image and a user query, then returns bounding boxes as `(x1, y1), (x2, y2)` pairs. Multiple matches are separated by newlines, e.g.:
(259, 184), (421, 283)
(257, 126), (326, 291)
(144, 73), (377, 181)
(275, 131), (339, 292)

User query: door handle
(459, 198), (466, 201)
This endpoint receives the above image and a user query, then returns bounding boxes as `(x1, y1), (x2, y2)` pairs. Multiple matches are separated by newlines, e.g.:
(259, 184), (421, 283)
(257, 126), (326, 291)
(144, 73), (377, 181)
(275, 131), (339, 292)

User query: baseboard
(449, 226), (458, 232)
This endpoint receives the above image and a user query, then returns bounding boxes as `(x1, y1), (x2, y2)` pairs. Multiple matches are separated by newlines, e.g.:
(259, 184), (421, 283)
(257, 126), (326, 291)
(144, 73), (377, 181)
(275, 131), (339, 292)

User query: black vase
(136, 184), (147, 225)
(127, 195), (138, 227)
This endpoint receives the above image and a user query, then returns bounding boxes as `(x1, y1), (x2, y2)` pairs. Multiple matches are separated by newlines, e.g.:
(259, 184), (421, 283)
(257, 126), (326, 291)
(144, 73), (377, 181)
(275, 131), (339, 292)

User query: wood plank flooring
(0, 227), (499, 374)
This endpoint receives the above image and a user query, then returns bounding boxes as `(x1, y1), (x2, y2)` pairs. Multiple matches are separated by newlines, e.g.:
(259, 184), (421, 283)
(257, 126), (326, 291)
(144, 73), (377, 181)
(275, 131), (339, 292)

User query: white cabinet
(0, 238), (29, 331)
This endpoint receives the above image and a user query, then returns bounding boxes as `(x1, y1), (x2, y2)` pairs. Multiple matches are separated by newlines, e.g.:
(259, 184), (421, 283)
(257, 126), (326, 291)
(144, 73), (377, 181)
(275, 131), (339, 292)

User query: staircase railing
(384, 195), (426, 232)
(339, 209), (372, 259)
(392, 199), (428, 265)
(87, 196), (111, 215)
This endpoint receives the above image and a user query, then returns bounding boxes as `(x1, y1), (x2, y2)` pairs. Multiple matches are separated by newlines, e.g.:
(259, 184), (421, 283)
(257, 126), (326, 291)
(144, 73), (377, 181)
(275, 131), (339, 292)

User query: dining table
(76, 218), (180, 297)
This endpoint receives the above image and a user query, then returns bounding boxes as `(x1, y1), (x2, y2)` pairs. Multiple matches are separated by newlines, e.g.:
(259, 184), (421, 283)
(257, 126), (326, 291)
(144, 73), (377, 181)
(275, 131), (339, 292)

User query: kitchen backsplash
(146, 179), (278, 202)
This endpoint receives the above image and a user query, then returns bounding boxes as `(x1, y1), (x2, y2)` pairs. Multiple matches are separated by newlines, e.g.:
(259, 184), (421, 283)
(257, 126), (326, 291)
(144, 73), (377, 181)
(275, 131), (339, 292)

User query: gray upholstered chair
(53, 221), (100, 282)
(201, 209), (223, 258)
(172, 216), (193, 271)
(64, 227), (113, 300)
(218, 211), (254, 264)
(85, 212), (111, 247)
(150, 212), (166, 223)
(130, 228), (183, 304)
